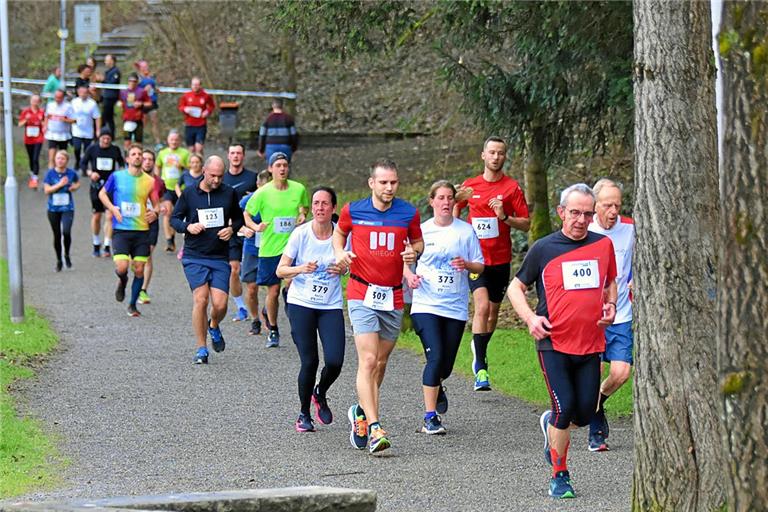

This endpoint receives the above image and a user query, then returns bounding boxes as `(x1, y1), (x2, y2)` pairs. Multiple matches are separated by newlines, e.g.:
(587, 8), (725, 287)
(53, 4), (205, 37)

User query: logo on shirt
(370, 232), (395, 251)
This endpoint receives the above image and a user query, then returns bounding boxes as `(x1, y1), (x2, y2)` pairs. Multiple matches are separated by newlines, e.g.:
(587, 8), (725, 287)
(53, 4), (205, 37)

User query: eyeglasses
(567, 209), (595, 219)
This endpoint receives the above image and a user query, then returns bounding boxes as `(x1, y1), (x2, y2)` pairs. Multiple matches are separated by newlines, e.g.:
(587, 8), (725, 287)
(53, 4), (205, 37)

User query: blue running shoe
(436, 385), (448, 414)
(474, 369), (491, 391)
(549, 470), (575, 499)
(194, 347), (209, 364)
(422, 415), (446, 435)
(588, 431), (609, 452)
(265, 329), (280, 348)
(540, 410), (552, 466)
(208, 322), (226, 352)
(295, 413), (315, 432)
(347, 404), (368, 450)
(232, 306), (248, 322)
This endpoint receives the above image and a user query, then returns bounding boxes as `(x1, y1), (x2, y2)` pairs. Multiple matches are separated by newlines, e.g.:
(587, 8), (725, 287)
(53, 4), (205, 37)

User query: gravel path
(7, 153), (633, 511)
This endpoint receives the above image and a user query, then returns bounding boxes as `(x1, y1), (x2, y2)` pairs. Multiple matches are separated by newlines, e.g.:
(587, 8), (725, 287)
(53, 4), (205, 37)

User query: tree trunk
(280, 30), (298, 117)
(632, 1), (725, 510)
(524, 125), (551, 241)
(717, 3), (768, 510)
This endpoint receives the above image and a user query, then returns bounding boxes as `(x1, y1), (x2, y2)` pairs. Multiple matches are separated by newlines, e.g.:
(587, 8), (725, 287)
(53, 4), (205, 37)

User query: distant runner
(18, 94), (46, 189)
(178, 77), (216, 155)
(42, 150), (80, 271)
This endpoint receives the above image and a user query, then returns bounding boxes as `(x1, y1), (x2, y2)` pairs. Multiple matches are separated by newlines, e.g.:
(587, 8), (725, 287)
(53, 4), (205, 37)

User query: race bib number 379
(562, 260), (600, 290)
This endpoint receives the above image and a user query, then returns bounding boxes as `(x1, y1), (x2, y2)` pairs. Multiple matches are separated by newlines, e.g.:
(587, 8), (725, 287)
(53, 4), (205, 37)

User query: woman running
(174, 152), (204, 197)
(405, 180), (484, 434)
(43, 150), (81, 271)
(276, 186), (347, 432)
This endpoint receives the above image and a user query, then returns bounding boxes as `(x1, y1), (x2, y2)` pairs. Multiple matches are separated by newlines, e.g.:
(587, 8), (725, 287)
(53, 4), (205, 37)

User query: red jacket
(178, 90), (216, 127)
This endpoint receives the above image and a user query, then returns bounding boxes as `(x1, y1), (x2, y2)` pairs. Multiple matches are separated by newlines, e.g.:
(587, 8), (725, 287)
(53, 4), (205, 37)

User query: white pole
(59, 0), (66, 81)
(1, 0), (25, 322)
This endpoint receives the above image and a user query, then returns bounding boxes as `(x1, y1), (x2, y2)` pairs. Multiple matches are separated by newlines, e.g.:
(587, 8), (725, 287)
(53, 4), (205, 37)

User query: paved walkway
(10, 169), (632, 511)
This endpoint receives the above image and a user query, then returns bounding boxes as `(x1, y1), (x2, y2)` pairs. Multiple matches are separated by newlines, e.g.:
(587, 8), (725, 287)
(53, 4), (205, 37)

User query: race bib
(253, 231), (262, 248)
(273, 216), (296, 234)
(302, 275), (331, 304)
(123, 121), (137, 133)
(363, 284), (394, 311)
(471, 217), (499, 239)
(51, 192), (70, 206)
(187, 106), (202, 118)
(431, 269), (460, 294)
(25, 126), (40, 138)
(120, 201), (141, 218)
(96, 157), (113, 171)
(562, 260), (600, 290)
(197, 207), (224, 228)
(165, 166), (181, 179)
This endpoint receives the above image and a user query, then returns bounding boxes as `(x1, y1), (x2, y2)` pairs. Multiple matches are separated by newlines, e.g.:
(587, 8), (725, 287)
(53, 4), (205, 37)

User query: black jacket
(102, 66), (121, 100)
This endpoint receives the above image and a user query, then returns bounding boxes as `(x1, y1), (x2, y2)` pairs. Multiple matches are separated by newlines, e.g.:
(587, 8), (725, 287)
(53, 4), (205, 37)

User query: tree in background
(276, 0), (633, 240)
(717, 2), (768, 509)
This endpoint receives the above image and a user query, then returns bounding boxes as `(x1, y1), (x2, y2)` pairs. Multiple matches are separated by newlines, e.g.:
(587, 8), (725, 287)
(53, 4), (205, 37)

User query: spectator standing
(101, 54), (121, 135)
(42, 67), (61, 97)
(257, 98), (298, 164)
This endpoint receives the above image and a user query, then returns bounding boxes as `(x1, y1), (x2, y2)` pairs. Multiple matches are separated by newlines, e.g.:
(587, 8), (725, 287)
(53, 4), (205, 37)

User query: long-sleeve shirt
(258, 112), (298, 153)
(170, 182), (243, 260)
(80, 143), (124, 181)
(102, 66), (121, 100)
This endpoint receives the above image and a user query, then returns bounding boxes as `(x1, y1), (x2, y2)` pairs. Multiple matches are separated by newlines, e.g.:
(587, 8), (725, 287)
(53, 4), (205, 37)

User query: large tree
(717, 2), (768, 509)
(632, 1), (725, 510)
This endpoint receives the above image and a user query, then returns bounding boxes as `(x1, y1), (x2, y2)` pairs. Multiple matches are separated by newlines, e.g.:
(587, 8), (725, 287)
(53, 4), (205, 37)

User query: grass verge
(398, 326), (633, 417)
(0, 259), (63, 497)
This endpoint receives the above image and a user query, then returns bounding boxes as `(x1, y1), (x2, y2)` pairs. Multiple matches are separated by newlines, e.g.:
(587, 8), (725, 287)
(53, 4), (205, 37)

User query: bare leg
(191, 285), (210, 349)
(209, 288), (229, 327)
(265, 283), (280, 326)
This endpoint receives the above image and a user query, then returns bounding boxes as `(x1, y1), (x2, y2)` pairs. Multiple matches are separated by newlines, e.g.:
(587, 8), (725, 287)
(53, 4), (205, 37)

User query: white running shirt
(71, 97), (101, 139)
(284, 222), (343, 310)
(588, 216), (634, 323)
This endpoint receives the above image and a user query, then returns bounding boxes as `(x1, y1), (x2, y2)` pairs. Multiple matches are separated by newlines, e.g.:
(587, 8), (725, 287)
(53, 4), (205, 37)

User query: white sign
(74, 4), (101, 44)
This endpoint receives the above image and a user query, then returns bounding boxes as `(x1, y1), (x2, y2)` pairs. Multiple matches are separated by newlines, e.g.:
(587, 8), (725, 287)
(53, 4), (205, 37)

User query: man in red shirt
(18, 94), (46, 189)
(178, 77), (216, 155)
(508, 183), (617, 499)
(118, 73), (150, 151)
(454, 136), (530, 391)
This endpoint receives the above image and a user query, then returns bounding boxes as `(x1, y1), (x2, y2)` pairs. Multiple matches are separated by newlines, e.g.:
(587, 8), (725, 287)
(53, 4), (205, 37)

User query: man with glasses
(507, 183), (617, 499)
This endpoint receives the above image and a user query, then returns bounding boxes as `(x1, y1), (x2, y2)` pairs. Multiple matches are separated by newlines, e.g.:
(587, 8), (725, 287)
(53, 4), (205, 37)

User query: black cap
(99, 127), (113, 137)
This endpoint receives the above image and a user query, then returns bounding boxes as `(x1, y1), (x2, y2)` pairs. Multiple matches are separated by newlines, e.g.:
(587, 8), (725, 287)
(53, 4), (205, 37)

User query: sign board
(74, 4), (100, 44)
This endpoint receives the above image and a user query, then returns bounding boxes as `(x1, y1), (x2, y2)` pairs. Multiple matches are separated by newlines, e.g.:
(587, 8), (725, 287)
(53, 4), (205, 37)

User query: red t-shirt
(455, 173), (529, 265)
(337, 197), (423, 310)
(19, 108), (45, 145)
(119, 87), (148, 122)
(178, 90), (216, 127)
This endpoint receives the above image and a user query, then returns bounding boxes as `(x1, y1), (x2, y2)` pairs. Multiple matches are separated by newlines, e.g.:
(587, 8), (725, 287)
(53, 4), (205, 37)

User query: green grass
(398, 327), (633, 417)
(0, 259), (63, 497)
(0, 142), (29, 180)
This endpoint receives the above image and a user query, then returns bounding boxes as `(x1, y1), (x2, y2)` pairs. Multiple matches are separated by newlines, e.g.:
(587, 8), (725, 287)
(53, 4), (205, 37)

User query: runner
(73, 64), (93, 93)
(178, 77), (216, 155)
(42, 150), (80, 271)
(507, 183), (617, 499)
(333, 158), (423, 454)
(18, 94), (46, 189)
(404, 180), (484, 435)
(44, 89), (75, 169)
(257, 98), (298, 163)
(454, 136), (530, 391)
(170, 156), (244, 364)
(101, 54), (121, 135)
(156, 130), (191, 252)
(224, 143), (259, 323)
(587, 179), (635, 452)
(244, 152), (309, 347)
(138, 149), (167, 305)
(98, 144), (160, 317)
(175, 152), (205, 198)
(70, 85), (101, 169)
(136, 60), (160, 146)
(118, 73), (150, 151)
(81, 127), (125, 257)
(276, 186), (347, 432)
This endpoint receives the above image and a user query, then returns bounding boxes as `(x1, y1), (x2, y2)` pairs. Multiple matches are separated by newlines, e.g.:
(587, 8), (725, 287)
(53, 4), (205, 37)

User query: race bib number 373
(562, 260), (600, 290)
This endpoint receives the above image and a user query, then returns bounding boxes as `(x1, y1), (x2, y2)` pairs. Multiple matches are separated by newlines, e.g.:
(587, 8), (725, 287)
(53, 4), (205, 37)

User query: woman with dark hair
(43, 150), (81, 271)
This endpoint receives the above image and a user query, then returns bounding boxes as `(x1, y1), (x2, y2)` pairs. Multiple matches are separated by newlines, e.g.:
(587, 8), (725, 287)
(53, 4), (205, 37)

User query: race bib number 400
(197, 207), (224, 228)
(273, 216), (296, 234)
(363, 284), (394, 311)
(562, 260), (600, 290)
(471, 217), (499, 239)
(120, 201), (141, 218)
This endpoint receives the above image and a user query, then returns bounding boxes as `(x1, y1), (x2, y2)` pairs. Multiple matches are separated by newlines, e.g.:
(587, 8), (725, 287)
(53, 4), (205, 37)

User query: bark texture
(718, 3), (768, 510)
(632, 1), (725, 510)
(525, 125), (552, 242)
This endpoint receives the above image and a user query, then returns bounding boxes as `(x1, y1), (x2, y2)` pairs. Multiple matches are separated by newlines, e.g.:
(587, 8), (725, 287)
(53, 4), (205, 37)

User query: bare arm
(507, 277), (551, 340)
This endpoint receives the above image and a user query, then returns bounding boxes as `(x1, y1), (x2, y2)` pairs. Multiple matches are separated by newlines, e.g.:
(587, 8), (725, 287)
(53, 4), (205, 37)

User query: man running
(178, 77), (216, 154)
(587, 179), (635, 452)
(118, 73), (150, 151)
(257, 98), (298, 163)
(507, 183), (617, 499)
(18, 94), (45, 189)
(224, 143), (259, 322)
(454, 136), (530, 391)
(70, 85), (101, 169)
(333, 158), (423, 454)
(138, 149), (167, 304)
(170, 156), (243, 364)
(81, 127), (125, 257)
(244, 152), (309, 347)
(44, 89), (75, 169)
(99, 144), (160, 317)
(156, 130), (191, 252)
(239, 170), (271, 336)
(136, 60), (160, 146)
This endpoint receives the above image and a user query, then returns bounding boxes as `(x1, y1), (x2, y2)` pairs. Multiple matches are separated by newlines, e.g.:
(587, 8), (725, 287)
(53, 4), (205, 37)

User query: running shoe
(474, 369), (491, 391)
(422, 415), (447, 435)
(261, 306), (273, 330)
(102, 246), (111, 258)
(436, 385), (448, 414)
(540, 410), (552, 466)
(248, 319), (262, 336)
(588, 431), (609, 452)
(368, 426), (391, 454)
(165, 242), (175, 253)
(265, 330), (280, 348)
(194, 347), (209, 364)
(115, 275), (127, 302)
(208, 322), (226, 352)
(312, 386), (333, 425)
(55, 261), (63, 272)
(232, 306), (248, 322)
(92, 247), (101, 258)
(176, 247), (184, 260)
(127, 305), (141, 317)
(27, 175), (38, 189)
(347, 404), (368, 450)
(137, 290), (151, 304)
(599, 409), (610, 438)
(295, 413), (315, 433)
(64, 256), (72, 269)
(549, 470), (575, 499)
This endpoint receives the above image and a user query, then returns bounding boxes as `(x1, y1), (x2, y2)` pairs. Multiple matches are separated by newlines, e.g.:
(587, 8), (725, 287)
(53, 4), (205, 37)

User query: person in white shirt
(586, 178), (635, 452)
(44, 89), (75, 169)
(405, 180), (485, 435)
(70, 85), (102, 172)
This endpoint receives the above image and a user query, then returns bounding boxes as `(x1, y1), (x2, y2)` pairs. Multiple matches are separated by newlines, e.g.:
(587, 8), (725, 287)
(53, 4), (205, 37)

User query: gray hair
(593, 178), (622, 198)
(559, 183), (595, 207)
(168, 129), (180, 137)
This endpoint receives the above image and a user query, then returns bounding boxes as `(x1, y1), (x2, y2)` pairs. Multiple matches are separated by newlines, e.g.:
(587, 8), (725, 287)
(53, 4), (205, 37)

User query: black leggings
(26, 143), (42, 175)
(287, 303), (345, 415)
(412, 313), (466, 387)
(538, 350), (601, 429)
(47, 210), (74, 262)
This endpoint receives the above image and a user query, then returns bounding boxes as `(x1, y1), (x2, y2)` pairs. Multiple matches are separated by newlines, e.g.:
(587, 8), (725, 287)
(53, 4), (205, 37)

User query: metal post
(1, 0), (25, 322)
(59, 0), (66, 80)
